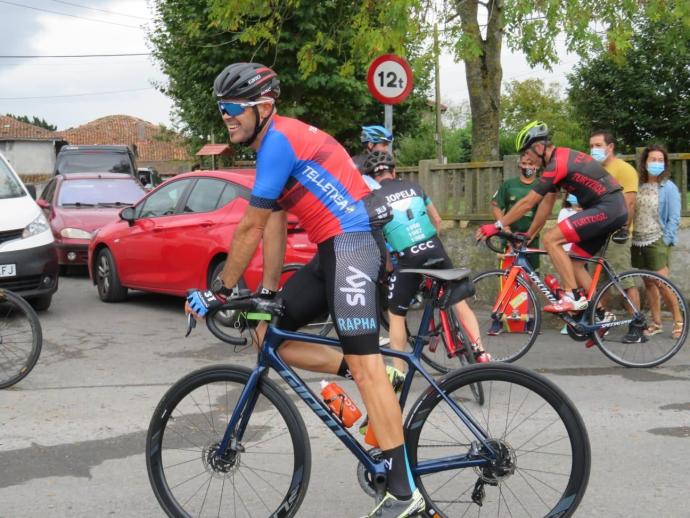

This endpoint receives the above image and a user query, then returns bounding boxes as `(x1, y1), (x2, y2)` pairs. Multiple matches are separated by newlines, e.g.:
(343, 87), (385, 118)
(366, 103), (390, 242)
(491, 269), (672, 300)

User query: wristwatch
(494, 220), (504, 230)
(211, 277), (234, 297)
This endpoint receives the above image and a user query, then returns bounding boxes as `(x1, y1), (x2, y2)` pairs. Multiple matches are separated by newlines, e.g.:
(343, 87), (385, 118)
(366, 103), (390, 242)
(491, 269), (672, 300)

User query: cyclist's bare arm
(498, 190), (543, 228)
(261, 210), (287, 291)
(219, 206), (276, 290)
(427, 202), (443, 234)
(527, 192), (557, 239)
(623, 191), (636, 227)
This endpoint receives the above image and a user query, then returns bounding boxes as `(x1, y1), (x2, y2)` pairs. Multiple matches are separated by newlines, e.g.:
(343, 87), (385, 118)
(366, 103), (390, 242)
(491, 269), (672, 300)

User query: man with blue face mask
(589, 130), (642, 343)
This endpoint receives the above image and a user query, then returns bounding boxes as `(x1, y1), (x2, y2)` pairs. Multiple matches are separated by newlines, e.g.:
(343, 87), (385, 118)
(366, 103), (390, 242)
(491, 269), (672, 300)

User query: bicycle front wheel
(471, 270), (541, 362)
(406, 364), (590, 518)
(0, 289), (42, 389)
(591, 270), (688, 367)
(147, 365), (311, 518)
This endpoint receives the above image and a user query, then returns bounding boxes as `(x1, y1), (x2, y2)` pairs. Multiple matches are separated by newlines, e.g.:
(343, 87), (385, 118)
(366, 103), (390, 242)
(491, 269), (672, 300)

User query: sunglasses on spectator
(217, 99), (273, 117)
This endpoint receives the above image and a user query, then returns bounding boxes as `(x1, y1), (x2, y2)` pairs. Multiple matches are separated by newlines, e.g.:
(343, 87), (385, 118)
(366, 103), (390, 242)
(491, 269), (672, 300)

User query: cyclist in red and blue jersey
(185, 62), (425, 518)
(477, 121), (628, 313)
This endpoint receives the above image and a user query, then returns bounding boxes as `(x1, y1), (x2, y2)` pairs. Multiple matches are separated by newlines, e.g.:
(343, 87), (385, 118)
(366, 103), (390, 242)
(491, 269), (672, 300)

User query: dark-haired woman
(630, 144), (683, 340)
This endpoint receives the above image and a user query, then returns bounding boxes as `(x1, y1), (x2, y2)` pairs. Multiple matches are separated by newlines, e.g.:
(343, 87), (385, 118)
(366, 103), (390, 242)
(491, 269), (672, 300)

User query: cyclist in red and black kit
(185, 62), (425, 518)
(476, 121), (628, 313)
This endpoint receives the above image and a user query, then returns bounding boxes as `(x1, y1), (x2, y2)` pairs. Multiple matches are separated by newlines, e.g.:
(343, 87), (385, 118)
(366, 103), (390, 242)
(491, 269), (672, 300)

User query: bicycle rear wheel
(406, 364), (590, 518)
(147, 365), (311, 518)
(0, 289), (42, 389)
(591, 270), (688, 367)
(471, 269), (541, 362)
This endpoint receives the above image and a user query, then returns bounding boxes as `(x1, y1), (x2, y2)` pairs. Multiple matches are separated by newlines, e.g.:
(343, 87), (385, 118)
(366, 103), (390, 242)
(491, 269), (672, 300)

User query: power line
(0, 0), (142, 29)
(0, 87), (155, 100)
(0, 53), (150, 59)
(47, 0), (149, 20)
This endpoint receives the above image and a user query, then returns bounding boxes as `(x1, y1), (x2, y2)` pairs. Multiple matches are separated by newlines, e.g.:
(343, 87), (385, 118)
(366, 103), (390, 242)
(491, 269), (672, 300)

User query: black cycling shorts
(558, 191), (627, 257)
(388, 236), (452, 316)
(278, 231), (385, 355)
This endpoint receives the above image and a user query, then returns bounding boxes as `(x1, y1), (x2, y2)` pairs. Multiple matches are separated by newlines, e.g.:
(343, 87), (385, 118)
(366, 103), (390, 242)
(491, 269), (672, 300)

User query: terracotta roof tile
(55, 115), (192, 162)
(0, 115), (61, 141)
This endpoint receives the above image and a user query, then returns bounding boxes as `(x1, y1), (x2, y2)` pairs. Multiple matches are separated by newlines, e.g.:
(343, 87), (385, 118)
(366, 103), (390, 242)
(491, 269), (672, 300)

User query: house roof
(55, 115), (192, 162)
(196, 144), (233, 156)
(0, 115), (63, 141)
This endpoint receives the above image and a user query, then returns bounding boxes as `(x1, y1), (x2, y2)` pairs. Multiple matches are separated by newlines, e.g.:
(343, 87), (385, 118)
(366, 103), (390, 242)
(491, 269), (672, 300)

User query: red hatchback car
(37, 173), (146, 267)
(87, 169), (316, 302)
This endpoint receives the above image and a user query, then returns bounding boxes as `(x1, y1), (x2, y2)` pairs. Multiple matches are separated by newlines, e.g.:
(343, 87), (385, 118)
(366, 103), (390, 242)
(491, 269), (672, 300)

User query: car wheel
(96, 249), (128, 302)
(209, 261), (247, 327)
(29, 294), (52, 311)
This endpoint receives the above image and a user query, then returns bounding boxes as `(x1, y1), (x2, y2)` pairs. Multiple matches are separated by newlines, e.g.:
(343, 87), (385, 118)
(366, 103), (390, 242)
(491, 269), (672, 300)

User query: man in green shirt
(491, 152), (540, 270)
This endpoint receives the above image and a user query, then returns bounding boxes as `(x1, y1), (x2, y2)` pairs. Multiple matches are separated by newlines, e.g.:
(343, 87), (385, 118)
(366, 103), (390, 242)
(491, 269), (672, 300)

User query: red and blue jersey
(251, 115), (373, 243)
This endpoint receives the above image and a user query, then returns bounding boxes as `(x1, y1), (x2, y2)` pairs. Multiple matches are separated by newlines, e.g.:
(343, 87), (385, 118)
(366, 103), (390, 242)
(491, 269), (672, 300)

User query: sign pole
(384, 105), (393, 133)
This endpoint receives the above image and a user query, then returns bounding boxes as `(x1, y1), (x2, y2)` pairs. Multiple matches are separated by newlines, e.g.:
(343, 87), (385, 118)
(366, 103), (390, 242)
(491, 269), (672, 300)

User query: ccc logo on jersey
(410, 240), (435, 254)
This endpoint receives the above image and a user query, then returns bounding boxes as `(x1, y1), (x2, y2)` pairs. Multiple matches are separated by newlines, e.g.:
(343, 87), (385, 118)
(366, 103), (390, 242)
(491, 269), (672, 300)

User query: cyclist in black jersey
(364, 151), (491, 371)
(476, 121), (627, 313)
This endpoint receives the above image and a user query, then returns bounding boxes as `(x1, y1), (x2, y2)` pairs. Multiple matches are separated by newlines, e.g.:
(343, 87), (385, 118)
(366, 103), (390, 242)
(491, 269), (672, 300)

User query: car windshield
(56, 152), (133, 175)
(58, 178), (145, 207)
(0, 158), (25, 200)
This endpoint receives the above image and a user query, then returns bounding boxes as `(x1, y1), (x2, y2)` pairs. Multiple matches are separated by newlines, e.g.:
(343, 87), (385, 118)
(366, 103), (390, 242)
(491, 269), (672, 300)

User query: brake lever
(185, 312), (197, 337)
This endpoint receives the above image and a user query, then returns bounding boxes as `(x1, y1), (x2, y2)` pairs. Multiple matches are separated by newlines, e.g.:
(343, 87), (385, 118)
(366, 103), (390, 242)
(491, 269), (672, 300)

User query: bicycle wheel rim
(147, 366), (310, 518)
(471, 270), (541, 362)
(591, 270), (688, 367)
(0, 290), (42, 389)
(407, 364), (590, 518)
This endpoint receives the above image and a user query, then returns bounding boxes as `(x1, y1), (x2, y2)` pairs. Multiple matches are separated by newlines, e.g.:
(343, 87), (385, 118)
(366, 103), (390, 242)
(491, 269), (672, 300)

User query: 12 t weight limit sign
(367, 54), (414, 105)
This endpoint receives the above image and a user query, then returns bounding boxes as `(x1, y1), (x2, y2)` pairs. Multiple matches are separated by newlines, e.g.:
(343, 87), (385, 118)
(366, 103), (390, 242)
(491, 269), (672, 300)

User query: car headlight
(22, 213), (50, 238)
(60, 228), (94, 239)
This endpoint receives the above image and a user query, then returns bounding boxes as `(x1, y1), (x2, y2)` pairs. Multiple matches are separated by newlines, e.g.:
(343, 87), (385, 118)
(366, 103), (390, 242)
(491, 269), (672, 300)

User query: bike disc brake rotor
(202, 440), (241, 479)
(474, 439), (517, 484)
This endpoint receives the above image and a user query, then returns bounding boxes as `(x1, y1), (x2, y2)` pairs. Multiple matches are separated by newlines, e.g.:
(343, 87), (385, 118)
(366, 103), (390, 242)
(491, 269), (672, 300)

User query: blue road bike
(146, 267), (590, 517)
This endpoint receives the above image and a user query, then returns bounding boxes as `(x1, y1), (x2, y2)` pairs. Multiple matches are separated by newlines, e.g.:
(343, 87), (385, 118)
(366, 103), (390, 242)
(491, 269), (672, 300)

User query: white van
(0, 152), (58, 310)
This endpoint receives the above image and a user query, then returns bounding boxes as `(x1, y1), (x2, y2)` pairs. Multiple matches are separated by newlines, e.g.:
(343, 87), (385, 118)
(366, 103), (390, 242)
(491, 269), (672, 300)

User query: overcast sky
(0, 1), (577, 131)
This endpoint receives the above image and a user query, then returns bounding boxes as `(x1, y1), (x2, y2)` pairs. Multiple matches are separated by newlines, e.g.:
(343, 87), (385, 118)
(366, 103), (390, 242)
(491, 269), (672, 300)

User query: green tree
(501, 79), (586, 151)
(568, 13), (690, 152)
(148, 0), (432, 157)
(6, 114), (57, 131)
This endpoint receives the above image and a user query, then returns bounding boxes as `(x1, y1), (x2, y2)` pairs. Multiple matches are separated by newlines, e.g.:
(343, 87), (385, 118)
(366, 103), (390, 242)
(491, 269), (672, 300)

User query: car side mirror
(120, 206), (136, 226)
(27, 184), (37, 199)
(37, 198), (50, 209)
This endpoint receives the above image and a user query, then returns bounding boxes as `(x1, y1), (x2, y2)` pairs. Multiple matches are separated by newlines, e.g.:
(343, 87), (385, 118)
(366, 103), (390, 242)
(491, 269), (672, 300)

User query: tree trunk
(456, 0), (503, 161)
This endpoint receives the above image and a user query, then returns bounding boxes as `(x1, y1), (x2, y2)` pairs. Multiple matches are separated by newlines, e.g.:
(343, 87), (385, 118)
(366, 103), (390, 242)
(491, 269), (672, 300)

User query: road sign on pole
(367, 54), (414, 106)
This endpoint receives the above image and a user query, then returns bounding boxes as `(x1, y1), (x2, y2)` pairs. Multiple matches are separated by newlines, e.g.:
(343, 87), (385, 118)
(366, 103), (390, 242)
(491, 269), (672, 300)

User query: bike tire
(0, 289), (42, 389)
(406, 363), (590, 518)
(591, 270), (688, 367)
(471, 269), (541, 362)
(146, 365), (311, 518)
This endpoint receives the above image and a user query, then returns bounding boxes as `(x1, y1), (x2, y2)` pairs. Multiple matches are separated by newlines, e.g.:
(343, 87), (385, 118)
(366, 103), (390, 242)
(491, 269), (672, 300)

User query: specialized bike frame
(214, 284), (498, 487)
(493, 242), (643, 334)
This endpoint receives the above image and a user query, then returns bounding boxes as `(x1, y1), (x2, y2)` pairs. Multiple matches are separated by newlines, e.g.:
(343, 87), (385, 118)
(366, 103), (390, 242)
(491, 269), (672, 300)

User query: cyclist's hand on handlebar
(186, 289), (226, 318)
(252, 297), (286, 317)
(476, 223), (500, 241)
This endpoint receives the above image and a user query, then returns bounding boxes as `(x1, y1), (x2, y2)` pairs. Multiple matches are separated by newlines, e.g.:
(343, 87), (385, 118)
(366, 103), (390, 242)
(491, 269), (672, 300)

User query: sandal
(672, 321), (684, 340)
(643, 322), (663, 337)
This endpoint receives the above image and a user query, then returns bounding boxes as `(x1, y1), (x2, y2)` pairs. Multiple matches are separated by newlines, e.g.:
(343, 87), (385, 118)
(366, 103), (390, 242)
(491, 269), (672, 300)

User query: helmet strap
(241, 103), (274, 147)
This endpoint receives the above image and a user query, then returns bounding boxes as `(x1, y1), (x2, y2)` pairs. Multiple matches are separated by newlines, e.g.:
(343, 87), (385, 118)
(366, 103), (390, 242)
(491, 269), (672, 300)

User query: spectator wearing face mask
(630, 143), (683, 341)
(491, 151), (540, 269)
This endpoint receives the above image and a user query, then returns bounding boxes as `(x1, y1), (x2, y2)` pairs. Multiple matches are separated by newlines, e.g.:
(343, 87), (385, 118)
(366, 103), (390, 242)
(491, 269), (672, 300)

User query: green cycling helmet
(515, 121), (549, 153)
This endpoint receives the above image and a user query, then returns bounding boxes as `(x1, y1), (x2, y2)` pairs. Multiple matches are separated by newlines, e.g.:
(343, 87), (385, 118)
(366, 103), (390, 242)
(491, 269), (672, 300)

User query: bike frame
(492, 244), (643, 334)
(215, 288), (498, 483)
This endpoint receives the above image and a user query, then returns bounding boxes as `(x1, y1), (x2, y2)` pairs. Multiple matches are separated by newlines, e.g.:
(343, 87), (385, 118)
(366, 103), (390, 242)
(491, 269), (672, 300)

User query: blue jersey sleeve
(250, 130), (297, 208)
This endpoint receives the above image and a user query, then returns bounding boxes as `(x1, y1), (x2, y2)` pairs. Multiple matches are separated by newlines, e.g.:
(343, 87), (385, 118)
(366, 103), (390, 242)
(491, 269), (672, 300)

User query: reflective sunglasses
(217, 99), (272, 117)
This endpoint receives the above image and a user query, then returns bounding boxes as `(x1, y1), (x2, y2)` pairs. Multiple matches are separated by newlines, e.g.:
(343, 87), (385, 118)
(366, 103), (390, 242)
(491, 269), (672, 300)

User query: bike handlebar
(483, 231), (529, 254)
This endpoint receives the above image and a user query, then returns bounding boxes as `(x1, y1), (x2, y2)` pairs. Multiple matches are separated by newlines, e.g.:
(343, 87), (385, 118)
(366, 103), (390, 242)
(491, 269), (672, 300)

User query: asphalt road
(1, 273), (689, 517)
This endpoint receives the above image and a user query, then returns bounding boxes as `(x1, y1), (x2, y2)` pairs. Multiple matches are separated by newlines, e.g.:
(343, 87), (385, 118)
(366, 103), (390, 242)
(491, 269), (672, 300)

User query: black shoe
(621, 323), (648, 344)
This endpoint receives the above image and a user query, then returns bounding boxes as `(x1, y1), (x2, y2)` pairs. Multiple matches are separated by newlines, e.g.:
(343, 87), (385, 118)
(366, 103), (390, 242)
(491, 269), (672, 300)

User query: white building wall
(0, 140), (56, 176)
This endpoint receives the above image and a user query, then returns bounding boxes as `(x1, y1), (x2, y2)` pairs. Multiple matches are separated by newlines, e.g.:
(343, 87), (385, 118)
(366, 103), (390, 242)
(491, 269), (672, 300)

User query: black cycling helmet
(364, 150), (395, 177)
(515, 120), (549, 153)
(213, 63), (280, 146)
(213, 62), (280, 100)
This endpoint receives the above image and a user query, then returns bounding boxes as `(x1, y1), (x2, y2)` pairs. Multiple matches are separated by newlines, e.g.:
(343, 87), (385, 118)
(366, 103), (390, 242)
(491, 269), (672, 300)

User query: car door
(112, 178), (194, 288)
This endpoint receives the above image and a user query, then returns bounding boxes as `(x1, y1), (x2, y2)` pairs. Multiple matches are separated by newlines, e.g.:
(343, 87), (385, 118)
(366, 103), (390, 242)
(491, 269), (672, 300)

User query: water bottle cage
(324, 393), (347, 422)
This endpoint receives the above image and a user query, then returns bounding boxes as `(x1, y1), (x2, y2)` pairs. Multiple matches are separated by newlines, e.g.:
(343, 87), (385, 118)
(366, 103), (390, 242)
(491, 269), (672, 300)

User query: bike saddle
(399, 267), (472, 281)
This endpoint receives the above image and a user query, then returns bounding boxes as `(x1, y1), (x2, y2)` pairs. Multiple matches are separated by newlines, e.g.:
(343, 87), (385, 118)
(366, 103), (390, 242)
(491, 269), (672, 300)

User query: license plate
(0, 264), (16, 277)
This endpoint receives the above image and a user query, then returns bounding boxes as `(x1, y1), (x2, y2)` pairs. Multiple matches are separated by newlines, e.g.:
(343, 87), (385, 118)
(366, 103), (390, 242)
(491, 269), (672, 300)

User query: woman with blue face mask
(631, 143), (683, 339)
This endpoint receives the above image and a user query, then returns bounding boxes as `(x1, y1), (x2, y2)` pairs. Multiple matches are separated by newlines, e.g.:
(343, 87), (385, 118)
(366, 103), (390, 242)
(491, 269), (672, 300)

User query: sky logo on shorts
(339, 266), (372, 306)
